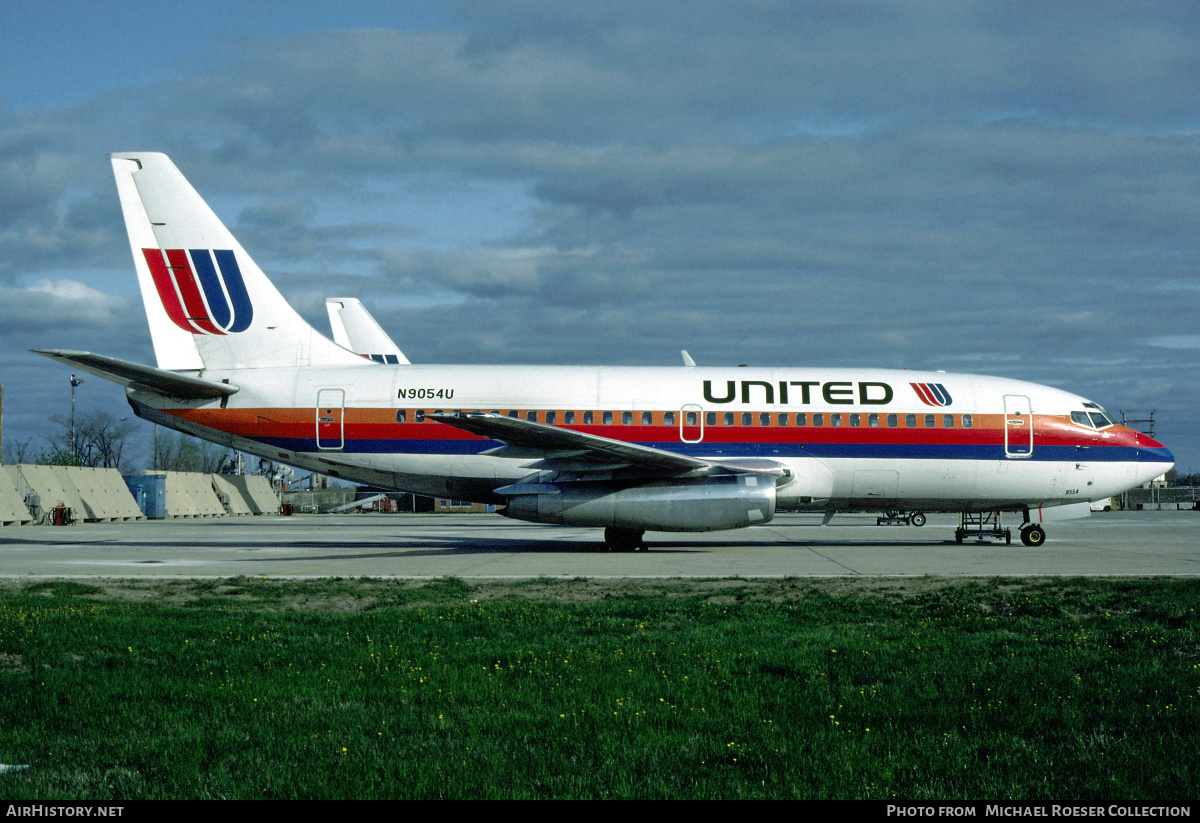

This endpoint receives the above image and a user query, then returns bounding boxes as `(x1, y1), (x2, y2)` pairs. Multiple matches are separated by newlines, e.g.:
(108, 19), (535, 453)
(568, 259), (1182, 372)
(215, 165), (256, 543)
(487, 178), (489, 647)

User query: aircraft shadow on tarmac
(0, 534), (1008, 562)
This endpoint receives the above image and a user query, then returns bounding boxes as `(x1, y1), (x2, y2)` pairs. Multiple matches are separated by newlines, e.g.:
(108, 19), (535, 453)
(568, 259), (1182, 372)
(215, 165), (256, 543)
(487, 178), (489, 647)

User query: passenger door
(1004, 394), (1033, 458)
(316, 389), (345, 451)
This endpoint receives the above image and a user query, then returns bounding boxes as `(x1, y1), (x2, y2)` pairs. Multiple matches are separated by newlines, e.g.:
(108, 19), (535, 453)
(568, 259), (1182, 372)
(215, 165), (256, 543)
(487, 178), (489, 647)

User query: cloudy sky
(2, 0), (1198, 472)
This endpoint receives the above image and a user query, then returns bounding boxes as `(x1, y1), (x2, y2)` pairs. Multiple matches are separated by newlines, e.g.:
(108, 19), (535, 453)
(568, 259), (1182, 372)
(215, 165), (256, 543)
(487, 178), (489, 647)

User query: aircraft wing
(426, 411), (788, 477)
(32, 349), (239, 400)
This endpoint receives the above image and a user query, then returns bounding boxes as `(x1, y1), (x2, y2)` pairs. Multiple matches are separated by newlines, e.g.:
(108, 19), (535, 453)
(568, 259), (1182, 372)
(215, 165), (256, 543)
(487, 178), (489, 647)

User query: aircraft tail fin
(326, 298), (410, 364)
(111, 152), (363, 371)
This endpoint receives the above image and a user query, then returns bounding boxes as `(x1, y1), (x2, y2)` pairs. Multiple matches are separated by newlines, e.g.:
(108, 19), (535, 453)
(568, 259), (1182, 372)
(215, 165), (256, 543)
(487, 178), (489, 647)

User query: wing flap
(426, 411), (790, 478)
(427, 411), (707, 473)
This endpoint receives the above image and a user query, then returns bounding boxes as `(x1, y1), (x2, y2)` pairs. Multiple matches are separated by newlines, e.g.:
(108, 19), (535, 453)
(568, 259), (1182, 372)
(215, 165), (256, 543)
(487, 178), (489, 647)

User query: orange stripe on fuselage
(160, 408), (1143, 450)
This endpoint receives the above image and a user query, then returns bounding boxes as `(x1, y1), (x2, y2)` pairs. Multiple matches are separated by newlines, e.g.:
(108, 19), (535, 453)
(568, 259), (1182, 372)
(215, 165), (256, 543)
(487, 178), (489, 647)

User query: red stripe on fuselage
(161, 408), (1152, 453)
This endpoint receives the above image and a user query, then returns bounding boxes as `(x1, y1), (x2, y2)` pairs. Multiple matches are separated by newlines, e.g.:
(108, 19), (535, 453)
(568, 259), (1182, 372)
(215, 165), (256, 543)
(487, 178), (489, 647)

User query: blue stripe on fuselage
(246, 436), (1171, 464)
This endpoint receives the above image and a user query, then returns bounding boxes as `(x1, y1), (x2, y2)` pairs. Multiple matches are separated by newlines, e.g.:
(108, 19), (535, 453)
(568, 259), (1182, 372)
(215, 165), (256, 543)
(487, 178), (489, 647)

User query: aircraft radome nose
(1136, 432), (1174, 482)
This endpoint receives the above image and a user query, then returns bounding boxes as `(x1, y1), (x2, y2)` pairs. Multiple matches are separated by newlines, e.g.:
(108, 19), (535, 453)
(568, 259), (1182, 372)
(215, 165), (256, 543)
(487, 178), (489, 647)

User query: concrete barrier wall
(0, 465), (144, 523)
(135, 471), (227, 518)
(56, 467), (144, 521)
(8, 464), (86, 523)
(210, 474), (253, 514)
(1, 467), (278, 525)
(0, 467), (33, 525)
(214, 475), (279, 515)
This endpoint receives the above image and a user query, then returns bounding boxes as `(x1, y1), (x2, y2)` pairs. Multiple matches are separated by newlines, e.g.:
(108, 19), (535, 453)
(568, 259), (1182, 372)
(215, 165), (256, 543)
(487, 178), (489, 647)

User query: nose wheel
(1019, 524), (1046, 547)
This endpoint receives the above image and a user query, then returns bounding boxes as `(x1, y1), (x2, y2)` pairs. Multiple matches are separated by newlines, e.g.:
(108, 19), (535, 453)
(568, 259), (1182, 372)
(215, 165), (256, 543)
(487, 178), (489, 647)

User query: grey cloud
(2, 2), (1199, 466)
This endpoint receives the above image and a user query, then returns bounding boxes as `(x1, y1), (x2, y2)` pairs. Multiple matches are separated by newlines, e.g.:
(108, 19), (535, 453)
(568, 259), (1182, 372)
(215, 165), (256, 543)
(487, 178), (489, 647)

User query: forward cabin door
(1003, 394), (1033, 458)
(316, 389), (345, 451)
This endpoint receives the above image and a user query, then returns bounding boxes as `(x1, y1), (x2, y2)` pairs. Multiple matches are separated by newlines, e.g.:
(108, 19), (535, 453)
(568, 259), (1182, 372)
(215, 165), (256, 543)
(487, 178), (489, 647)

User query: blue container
(125, 472), (167, 519)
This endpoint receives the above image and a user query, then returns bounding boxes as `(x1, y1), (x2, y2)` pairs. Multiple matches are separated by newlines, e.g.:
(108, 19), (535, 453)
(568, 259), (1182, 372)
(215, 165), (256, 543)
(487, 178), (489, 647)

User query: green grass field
(0, 577), (1196, 799)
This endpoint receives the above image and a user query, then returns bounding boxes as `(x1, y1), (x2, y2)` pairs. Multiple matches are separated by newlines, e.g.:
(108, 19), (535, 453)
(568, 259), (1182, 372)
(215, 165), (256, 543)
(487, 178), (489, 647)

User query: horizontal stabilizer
(31, 349), (238, 399)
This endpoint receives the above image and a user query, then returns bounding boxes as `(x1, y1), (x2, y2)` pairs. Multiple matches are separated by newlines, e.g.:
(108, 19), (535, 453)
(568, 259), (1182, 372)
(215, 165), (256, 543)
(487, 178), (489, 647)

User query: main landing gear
(604, 527), (647, 552)
(877, 511), (926, 527)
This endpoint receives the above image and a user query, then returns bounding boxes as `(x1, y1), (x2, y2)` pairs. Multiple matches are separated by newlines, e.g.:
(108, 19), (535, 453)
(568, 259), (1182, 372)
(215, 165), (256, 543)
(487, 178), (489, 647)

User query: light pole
(69, 374), (84, 460)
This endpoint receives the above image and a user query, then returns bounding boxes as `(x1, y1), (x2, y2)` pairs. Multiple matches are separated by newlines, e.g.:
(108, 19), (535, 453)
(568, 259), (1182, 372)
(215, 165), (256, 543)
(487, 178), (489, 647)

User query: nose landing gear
(955, 511), (1050, 546)
(1019, 523), (1046, 547)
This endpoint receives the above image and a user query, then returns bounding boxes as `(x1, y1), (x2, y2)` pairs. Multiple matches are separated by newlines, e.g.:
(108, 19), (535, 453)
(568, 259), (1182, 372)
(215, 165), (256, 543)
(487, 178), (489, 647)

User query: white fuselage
(131, 363), (1172, 515)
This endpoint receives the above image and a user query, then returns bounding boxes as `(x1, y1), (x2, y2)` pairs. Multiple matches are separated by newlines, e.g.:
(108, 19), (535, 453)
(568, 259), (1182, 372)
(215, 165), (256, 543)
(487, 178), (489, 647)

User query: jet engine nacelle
(500, 474), (776, 532)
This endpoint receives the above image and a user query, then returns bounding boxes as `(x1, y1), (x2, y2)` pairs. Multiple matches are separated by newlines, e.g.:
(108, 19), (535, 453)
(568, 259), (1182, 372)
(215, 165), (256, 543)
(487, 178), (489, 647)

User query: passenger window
(868, 413), (879, 428)
(905, 414), (916, 428)
(812, 413), (824, 426)
(665, 411), (677, 426)
(396, 409), (407, 423)
(686, 411), (697, 426)
(706, 412), (716, 426)
(602, 411), (613, 425)
(943, 414), (954, 428)
(777, 413), (789, 426)
(546, 411), (556, 424)
(642, 411), (653, 425)
(760, 413), (771, 427)
(849, 413), (860, 427)
(622, 411), (633, 425)
(564, 411), (576, 424)
(415, 409), (425, 422)
(526, 411), (538, 422)
(796, 413), (807, 426)
(887, 414), (898, 427)
(962, 414), (973, 428)
(508, 410), (520, 418)
(925, 414), (935, 428)
(741, 412), (752, 426)
(583, 411), (594, 424)
(830, 413), (842, 427)
(723, 412), (734, 426)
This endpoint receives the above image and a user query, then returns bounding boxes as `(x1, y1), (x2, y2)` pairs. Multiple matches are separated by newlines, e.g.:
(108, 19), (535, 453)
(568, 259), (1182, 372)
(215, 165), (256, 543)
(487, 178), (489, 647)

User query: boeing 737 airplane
(36, 153), (1173, 550)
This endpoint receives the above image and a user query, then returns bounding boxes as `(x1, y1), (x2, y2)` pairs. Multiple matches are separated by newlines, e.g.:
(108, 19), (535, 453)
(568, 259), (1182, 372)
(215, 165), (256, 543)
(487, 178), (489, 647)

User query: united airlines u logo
(911, 382), (952, 406)
(142, 248), (253, 335)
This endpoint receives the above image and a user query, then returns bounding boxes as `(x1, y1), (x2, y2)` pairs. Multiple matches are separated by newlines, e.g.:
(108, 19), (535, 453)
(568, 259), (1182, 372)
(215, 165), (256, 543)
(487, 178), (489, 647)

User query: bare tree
(155, 431), (230, 473)
(2, 437), (36, 465)
(46, 411), (137, 469)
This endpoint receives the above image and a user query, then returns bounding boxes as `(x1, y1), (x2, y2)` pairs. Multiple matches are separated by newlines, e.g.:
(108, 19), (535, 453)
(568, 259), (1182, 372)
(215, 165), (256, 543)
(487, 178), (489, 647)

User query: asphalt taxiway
(0, 510), (1196, 578)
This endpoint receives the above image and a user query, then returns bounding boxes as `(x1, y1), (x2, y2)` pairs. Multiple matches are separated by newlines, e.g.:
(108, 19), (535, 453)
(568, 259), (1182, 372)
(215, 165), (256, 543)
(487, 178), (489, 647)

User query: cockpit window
(1071, 411), (1092, 427)
(1081, 402), (1115, 428)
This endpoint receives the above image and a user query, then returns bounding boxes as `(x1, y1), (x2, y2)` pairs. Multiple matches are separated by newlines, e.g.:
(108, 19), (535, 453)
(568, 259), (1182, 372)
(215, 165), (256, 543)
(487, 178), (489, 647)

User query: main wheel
(1020, 524), (1046, 547)
(910, 512), (926, 527)
(604, 527), (645, 552)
